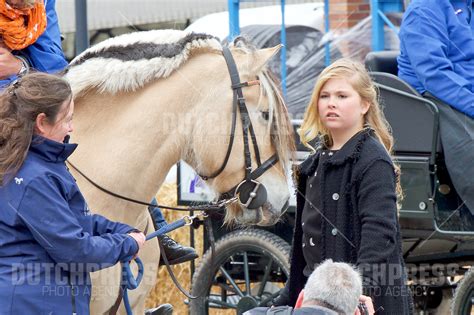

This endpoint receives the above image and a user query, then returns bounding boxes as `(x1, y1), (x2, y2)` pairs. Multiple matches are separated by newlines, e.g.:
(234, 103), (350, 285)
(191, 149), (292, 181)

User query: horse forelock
(65, 30), (222, 96)
(221, 71), (294, 226)
(258, 70), (295, 171)
(229, 37), (295, 169)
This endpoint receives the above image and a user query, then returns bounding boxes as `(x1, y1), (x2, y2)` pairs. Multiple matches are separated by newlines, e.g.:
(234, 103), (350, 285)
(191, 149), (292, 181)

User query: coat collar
(299, 128), (374, 176)
(299, 151), (320, 177)
(326, 128), (374, 165)
(30, 135), (78, 162)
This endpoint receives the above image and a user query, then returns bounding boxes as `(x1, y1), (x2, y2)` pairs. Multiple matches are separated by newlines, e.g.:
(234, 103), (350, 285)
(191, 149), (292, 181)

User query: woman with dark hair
(0, 72), (146, 314)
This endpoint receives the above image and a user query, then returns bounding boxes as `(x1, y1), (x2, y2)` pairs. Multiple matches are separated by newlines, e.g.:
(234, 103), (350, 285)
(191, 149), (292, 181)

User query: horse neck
(69, 87), (186, 226)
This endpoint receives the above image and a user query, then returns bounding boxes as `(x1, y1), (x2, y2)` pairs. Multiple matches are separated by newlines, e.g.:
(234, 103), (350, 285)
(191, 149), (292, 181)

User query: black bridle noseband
(198, 47), (279, 210)
(68, 46), (279, 212)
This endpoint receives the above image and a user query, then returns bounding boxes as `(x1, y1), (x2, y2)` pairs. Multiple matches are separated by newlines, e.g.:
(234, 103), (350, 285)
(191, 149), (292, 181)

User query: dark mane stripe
(70, 33), (218, 67)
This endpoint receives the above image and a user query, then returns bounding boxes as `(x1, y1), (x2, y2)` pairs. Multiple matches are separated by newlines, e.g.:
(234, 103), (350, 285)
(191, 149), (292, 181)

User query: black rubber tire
(452, 266), (474, 315)
(189, 228), (291, 315)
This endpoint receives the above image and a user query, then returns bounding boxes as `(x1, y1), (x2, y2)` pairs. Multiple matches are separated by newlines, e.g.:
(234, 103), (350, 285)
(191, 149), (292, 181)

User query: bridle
(199, 47), (279, 210)
(67, 47), (280, 212)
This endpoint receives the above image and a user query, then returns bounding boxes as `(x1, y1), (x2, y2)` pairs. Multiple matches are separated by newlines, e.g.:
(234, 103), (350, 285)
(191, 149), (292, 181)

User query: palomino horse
(65, 30), (294, 314)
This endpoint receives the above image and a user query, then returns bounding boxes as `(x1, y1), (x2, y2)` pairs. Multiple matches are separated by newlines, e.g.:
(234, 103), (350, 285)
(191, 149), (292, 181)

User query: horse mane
(65, 30), (222, 96)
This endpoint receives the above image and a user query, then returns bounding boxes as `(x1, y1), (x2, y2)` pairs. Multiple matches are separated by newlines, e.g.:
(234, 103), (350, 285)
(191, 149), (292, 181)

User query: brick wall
(329, 0), (370, 30)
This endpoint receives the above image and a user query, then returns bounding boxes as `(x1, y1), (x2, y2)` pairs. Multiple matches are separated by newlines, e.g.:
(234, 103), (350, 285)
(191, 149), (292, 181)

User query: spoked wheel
(189, 229), (290, 315)
(452, 266), (474, 315)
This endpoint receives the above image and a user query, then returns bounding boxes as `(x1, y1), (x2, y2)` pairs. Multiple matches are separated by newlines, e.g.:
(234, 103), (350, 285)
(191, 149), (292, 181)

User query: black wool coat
(281, 130), (413, 315)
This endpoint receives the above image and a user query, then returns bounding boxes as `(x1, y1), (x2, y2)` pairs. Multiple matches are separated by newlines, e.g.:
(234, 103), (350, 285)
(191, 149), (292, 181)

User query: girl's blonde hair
(298, 58), (403, 202)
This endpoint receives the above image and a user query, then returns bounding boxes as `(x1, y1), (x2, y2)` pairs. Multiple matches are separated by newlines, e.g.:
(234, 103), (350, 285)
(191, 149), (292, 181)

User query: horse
(64, 30), (294, 314)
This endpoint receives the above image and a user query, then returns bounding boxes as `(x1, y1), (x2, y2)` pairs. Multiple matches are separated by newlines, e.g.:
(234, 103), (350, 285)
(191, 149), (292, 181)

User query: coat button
(309, 184), (313, 188)
(331, 228), (338, 236)
(332, 193), (340, 201)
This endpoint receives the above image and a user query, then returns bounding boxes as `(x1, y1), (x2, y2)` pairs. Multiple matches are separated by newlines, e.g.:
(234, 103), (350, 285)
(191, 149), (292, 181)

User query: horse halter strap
(198, 47), (279, 209)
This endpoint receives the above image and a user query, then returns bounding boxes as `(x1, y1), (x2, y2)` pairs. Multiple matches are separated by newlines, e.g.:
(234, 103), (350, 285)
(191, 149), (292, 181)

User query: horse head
(186, 39), (294, 226)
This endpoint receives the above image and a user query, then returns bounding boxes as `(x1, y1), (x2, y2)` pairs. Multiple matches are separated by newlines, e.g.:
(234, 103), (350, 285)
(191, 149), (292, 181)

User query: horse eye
(261, 111), (270, 121)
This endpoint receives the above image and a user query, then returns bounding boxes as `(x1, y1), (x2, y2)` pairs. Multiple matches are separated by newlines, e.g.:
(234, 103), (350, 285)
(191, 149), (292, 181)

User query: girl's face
(317, 77), (369, 136)
(40, 99), (75, 143)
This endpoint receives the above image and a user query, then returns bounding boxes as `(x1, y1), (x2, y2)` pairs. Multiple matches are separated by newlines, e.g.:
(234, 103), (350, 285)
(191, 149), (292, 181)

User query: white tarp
(56, 0), (321, 33)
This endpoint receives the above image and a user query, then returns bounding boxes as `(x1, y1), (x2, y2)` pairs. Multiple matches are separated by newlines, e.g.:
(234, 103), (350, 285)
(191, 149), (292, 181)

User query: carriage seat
(365, 50), (399, 76)
(365, 51), (441, 154)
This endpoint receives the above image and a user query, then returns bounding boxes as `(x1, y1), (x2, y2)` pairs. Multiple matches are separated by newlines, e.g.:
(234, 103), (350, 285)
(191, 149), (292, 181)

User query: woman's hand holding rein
(128, 231), (146, 259)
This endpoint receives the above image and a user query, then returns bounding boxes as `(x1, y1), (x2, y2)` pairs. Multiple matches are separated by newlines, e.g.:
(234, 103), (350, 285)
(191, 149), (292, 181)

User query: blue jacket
(0, 136), (138, 315)
(398, 0), (474, 118)
(0, 0), (68, 88)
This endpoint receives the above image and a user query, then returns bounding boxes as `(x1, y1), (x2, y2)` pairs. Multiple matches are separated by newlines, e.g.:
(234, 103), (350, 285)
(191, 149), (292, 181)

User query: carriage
(185, 51), (474, 315)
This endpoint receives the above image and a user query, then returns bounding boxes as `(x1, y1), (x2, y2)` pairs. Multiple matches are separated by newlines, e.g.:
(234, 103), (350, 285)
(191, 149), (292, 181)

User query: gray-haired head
(303, 259), (362, 315)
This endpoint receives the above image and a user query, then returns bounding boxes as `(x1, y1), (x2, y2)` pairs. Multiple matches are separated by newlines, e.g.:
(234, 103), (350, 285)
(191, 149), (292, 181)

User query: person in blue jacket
(0, 0), (68, 87)
(0, 72), (146, 314)
(398, 0), (474, 216)
(0, 0), (196, 267)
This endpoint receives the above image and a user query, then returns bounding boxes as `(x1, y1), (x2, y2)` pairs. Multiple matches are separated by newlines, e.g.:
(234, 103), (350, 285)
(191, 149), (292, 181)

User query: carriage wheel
(452, 266), (474, 315)
(189, 229), (290, 315)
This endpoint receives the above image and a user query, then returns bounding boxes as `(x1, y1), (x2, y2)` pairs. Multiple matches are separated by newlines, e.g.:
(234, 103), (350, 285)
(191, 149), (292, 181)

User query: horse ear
(251, 44), (282, 73)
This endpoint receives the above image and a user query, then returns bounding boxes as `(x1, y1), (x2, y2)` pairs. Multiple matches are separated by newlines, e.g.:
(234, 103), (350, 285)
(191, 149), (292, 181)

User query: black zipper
(68, 274), (77, 315)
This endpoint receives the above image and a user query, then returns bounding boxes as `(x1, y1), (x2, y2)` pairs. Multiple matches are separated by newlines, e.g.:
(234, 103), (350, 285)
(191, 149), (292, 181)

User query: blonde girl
(274, 59), (413, 314)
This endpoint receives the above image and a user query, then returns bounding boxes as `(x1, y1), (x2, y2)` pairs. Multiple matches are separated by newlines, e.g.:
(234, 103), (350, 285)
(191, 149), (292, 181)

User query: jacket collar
(326, 128), (373, 165)
(299, 128), (373, 176)
(30, 135), (78, 162)
(299, 151), (320, 177)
